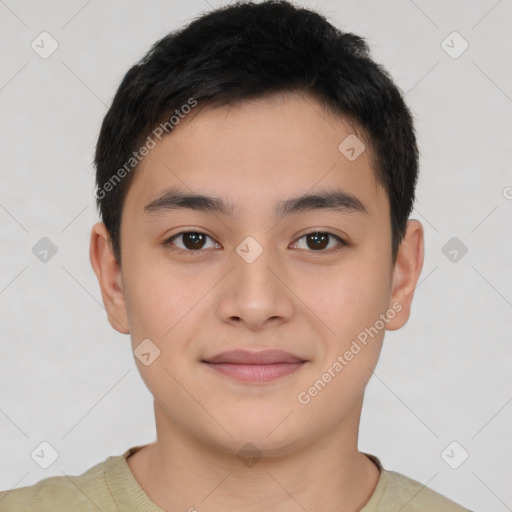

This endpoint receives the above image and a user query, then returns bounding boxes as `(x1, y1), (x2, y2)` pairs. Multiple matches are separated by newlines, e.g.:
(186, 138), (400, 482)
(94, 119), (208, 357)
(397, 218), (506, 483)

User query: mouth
(202, 349), (308, 383)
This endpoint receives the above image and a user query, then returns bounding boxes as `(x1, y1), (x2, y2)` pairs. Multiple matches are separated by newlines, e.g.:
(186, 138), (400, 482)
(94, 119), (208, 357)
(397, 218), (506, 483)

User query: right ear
(89, 222), (130, 334)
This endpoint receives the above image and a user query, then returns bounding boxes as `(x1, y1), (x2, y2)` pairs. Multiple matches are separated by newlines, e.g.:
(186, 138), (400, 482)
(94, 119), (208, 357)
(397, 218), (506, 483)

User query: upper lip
(203, 349), (306, 365)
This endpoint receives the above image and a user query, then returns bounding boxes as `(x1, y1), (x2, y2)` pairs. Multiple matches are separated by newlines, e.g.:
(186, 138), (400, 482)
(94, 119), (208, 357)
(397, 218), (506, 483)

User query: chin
(209, 415), (307, 456)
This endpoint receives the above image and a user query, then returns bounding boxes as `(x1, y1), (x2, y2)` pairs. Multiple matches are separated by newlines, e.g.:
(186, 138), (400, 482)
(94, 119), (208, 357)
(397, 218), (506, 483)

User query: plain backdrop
(0, 1), (511, 510)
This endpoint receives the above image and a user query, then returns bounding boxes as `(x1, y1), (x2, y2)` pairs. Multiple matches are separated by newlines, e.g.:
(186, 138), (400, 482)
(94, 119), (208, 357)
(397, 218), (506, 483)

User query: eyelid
(292, 231), (346, 251)
(163, 229), (347, 254)
(164, 229), (219, 253)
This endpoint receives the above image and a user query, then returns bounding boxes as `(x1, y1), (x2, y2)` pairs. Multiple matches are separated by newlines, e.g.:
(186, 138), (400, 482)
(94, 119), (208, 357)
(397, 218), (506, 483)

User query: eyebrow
(143, 186), (368, 218)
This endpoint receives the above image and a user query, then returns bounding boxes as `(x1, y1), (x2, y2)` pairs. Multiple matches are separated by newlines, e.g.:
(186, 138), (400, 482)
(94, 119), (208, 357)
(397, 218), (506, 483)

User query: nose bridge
(234, 233), (279, 298)
(217, 233), (293, 327)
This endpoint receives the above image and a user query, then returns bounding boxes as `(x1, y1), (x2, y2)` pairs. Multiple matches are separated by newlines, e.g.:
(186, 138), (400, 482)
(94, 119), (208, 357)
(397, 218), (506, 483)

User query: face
(91, 92), (423, 457)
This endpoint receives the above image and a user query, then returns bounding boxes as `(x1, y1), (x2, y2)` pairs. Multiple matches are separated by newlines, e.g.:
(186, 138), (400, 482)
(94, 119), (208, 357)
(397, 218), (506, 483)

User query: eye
(292, 231), (346, 252)
(163, 230), (346, 254)
(164, 231), (219, 252)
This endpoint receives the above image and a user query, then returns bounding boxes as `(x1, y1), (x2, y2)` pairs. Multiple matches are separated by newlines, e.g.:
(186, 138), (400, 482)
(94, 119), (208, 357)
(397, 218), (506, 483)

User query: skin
(90, 91), (424, 512)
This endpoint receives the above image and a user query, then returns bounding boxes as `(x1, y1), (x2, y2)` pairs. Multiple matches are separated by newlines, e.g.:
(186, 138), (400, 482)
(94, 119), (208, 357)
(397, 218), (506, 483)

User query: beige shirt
(0, 445), (472, 511)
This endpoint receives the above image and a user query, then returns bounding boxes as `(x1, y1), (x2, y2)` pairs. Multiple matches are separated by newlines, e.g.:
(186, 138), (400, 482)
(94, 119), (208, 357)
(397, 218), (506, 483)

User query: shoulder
(0, 457), (116, 512)
(382, 469), (472, 511)
(362, 454), (473, 512)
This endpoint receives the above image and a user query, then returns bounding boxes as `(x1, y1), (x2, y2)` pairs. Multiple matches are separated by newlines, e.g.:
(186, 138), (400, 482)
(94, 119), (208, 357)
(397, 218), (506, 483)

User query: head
(90, 1), (423, 456)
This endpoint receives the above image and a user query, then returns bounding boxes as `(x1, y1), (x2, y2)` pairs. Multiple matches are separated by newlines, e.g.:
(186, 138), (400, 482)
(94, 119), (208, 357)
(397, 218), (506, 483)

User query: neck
(127, 401), (380, 512)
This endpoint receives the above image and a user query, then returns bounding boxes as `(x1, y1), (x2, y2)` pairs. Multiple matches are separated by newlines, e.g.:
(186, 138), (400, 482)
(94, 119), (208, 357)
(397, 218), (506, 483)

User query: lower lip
(203, 362), (306, 382)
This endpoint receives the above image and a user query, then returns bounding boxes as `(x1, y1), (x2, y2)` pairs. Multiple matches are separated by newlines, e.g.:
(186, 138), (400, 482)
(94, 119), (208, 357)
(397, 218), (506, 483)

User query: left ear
(386, 219), (424, 330)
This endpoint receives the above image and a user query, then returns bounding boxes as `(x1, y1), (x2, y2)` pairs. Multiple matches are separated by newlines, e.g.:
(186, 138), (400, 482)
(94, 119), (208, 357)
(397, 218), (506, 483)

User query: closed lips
(203, 349), (307, 364)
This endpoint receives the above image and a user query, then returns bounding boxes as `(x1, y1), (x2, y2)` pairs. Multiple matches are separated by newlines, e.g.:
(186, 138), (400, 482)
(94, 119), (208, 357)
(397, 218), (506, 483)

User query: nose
(216, 238), (295, 331)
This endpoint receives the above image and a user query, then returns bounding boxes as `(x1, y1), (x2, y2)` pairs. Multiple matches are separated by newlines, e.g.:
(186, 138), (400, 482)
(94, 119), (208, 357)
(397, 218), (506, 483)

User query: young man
(0, 1), (472, 510)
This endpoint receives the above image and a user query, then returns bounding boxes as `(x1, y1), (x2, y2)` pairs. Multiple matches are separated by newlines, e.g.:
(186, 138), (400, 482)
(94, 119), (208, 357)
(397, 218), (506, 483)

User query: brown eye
(164, 231), (218, 252)
(293, 232), (345, 251)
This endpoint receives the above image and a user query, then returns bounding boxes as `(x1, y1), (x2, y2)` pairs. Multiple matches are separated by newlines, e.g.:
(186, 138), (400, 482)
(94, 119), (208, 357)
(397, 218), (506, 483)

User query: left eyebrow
(276, 189), (367, 217)
(143, 185), (368, 218)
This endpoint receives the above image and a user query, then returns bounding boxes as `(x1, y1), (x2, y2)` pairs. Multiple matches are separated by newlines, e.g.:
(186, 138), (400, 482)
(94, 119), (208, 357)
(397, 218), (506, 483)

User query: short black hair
(94, 0), (419, 266)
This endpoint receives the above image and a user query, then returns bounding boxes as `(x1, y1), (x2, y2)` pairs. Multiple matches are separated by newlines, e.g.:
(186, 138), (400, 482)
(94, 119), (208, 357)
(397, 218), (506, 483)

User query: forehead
(123, 92), (387, 220)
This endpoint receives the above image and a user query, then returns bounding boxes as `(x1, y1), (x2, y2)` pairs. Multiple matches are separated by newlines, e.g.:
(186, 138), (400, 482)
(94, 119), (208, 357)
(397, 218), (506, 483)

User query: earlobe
(386, 219), (424, 331)
(89, 222), (130, 334)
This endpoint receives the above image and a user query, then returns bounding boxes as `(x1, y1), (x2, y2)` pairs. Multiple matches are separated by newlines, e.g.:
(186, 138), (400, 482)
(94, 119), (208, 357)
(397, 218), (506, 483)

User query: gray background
(1, 0), (511, 510)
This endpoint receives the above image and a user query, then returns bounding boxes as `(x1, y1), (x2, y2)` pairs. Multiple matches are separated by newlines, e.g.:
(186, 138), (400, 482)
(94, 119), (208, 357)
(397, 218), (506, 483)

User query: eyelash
(163, 230), (347, 255)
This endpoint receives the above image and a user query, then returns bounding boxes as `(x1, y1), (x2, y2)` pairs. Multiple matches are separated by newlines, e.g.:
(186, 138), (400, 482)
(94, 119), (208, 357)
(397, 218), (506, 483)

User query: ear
(89, 222), (130, 334)
(386, 219), (424, 331)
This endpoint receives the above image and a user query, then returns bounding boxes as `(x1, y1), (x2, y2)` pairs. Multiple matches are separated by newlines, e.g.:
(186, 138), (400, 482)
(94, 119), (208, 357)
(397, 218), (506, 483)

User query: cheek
(296, 264), (390, 420)
(122, 264), (196, 400)
(308, 257), (392, 341)
(122, 245), (197, 337)
(124, 268), (167, 338)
